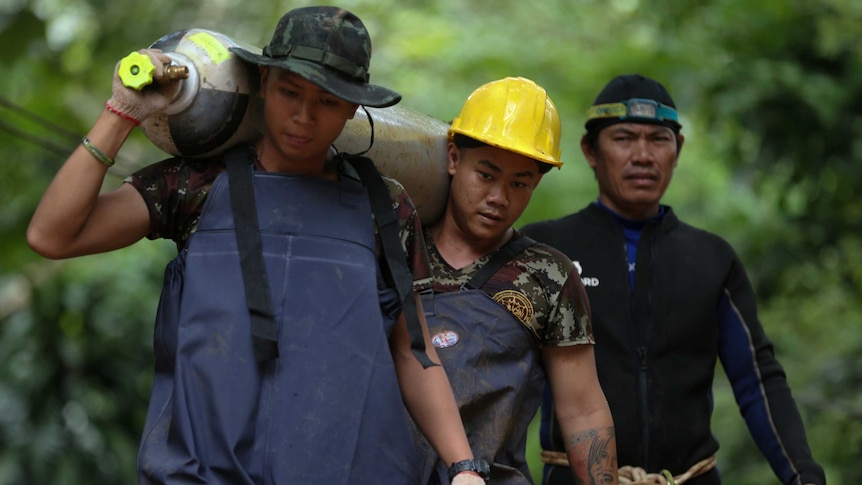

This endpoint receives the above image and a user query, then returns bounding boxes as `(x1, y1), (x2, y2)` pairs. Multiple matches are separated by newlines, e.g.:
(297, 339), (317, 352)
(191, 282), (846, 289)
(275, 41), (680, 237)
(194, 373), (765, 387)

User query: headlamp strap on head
(587, 98), (678, 124)
(263, 43), (369, 81)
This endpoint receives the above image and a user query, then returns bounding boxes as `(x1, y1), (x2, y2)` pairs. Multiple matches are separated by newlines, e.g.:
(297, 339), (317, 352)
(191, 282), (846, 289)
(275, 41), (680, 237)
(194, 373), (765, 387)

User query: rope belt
(540, 451), (717, 485)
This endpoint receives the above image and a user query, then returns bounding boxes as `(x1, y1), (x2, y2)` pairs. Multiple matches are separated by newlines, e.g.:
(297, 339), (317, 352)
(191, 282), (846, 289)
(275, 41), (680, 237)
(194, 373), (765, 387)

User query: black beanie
(585, 74), (682, 133)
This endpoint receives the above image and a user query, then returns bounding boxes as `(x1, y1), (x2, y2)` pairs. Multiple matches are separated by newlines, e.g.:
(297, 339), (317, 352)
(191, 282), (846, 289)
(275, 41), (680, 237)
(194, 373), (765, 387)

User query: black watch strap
(447, 458), (490, 481)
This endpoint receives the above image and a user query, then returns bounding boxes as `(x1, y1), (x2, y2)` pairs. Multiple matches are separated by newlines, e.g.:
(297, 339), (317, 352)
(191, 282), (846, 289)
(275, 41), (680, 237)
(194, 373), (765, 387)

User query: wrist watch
(447, 458), (490, 481)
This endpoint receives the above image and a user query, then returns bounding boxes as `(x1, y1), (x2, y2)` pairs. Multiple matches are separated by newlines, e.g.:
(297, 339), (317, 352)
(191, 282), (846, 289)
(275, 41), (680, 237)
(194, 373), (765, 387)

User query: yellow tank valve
(119, 52), (189, 90)
(119, 51), (157, 90)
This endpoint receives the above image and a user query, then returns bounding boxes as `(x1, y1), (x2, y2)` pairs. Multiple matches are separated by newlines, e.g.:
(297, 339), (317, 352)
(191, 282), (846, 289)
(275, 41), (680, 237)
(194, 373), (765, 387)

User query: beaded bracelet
(81, 137), (115, 167)
(105, 101), (141, 126)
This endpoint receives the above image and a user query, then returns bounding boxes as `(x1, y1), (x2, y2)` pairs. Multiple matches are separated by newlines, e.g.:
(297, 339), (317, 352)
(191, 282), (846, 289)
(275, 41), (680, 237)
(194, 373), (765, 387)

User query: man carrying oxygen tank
(27, 6), (485, 484)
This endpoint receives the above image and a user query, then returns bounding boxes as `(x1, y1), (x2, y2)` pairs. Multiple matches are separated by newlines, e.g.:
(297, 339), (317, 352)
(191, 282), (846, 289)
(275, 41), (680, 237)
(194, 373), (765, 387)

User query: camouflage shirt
(125, 147), (432, 291)
(424, 230), (594, 347)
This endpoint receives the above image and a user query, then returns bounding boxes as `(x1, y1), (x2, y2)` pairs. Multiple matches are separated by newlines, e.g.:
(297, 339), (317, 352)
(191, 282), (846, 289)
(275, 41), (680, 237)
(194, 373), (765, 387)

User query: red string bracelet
(105, 101), (141, 126)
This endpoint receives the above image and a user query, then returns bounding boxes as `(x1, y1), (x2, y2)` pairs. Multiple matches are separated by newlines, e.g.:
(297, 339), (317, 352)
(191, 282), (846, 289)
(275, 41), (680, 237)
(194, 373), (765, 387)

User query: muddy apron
(138, 162), (419, 484)
(420, 285), (545, 484)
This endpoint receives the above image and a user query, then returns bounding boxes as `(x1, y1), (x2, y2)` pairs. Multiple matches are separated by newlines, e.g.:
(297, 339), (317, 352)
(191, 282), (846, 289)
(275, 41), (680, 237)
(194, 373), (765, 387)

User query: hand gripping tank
(136, 29), (264, 159)
(129, 29), (450, 224)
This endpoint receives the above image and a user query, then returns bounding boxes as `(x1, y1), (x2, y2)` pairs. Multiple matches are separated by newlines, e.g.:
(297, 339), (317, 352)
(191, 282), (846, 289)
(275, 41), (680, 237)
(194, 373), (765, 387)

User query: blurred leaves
(1, 0), (860, 483)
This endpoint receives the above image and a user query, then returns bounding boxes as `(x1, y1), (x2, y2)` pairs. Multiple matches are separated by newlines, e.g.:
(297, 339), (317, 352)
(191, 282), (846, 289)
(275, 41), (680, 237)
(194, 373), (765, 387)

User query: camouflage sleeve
(521, 242), (595, 347)
(548, 261), (595, 347)
(124, 157), (223, 246)
(382, 175), (433, 293)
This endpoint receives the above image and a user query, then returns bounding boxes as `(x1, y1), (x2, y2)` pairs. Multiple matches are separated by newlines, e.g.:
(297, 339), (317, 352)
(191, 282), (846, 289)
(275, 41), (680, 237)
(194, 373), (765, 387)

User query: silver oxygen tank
(119, 29), (264, 159)
(117, 29), (449, 224)
(334, 105), (450, 225)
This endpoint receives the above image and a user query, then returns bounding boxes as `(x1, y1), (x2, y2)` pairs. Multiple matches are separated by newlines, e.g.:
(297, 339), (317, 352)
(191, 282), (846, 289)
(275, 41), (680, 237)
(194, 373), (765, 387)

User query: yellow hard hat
(449, 77), (562, 169)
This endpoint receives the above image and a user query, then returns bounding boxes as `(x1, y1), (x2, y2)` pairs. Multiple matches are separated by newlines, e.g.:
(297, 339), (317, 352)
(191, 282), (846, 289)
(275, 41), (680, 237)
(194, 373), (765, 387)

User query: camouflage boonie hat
(230, 6), (400, 108)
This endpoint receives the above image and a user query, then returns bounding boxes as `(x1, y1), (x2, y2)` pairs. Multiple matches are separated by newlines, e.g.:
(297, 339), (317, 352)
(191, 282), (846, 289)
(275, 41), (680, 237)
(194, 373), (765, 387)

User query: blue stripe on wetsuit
(718, 291), (800, 484)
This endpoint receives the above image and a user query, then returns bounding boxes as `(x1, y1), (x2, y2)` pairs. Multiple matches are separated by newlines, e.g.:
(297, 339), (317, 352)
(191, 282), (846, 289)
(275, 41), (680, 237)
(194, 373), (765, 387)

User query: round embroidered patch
(431, 330), (460, 349)
(492, 289), (534, 326)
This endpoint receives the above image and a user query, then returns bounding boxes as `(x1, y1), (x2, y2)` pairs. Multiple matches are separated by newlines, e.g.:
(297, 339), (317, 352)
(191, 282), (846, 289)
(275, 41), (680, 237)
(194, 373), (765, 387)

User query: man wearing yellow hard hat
(414, 77), (619, 484)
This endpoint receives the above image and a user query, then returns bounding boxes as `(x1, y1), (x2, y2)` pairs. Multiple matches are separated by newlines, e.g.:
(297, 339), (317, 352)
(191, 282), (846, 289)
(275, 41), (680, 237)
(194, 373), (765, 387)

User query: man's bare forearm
(564, 426), (618, 484)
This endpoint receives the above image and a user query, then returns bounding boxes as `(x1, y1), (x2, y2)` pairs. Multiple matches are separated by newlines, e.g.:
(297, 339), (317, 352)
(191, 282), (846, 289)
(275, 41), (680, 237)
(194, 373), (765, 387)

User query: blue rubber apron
(138, 164), (419, 484)
(420, 288), (545, 484)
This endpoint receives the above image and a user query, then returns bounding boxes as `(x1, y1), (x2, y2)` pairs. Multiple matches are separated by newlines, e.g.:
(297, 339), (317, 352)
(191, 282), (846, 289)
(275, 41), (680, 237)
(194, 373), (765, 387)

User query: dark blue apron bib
(420, 289), (545, 484)
(138, 166), (419, 484)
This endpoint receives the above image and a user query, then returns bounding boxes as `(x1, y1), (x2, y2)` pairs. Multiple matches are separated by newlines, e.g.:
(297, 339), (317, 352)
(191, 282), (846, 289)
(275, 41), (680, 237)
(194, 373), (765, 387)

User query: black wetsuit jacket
(522, 203), (825, 485)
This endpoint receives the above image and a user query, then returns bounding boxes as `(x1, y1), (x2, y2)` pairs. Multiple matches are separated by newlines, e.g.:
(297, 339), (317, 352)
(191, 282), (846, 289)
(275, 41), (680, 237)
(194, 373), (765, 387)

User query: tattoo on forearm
(564, 426), (617, 484)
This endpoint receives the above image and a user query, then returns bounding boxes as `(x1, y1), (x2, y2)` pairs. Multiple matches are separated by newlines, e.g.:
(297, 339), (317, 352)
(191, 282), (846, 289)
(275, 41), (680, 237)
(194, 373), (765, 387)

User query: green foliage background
(1, 0), (860, 483)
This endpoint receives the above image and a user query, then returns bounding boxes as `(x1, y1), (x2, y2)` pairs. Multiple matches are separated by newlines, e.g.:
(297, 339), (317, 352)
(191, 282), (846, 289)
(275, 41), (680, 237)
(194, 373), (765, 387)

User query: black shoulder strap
(463, 235), (537, 291)
(344, 155), (436, 369)
(225, 145), (279, 362)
